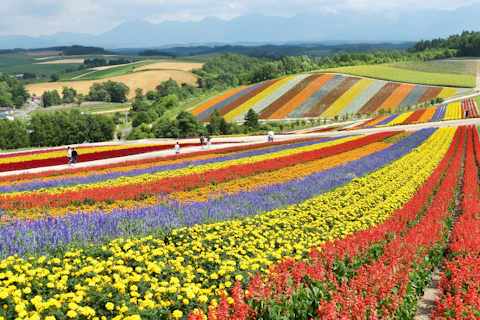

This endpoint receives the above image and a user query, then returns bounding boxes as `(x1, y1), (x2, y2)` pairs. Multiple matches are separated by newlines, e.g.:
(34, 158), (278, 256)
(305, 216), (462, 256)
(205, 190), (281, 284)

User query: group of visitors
(66, 147), (78, 166)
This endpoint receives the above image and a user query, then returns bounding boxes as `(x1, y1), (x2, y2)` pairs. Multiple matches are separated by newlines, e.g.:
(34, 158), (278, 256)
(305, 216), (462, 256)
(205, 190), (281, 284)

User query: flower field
(354, 99), (479, 129)
(190, 73), (471, 121)
(0, 125), (479, 319)
(0, 143), (213, 173)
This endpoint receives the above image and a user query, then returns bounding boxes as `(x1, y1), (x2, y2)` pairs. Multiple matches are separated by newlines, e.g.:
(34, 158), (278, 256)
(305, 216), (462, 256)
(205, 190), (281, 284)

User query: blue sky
(1, 0), (479, 36)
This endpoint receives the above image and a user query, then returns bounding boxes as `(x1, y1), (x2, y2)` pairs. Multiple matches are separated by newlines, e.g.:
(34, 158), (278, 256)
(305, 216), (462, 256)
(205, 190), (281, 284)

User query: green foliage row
(0, 109), (115, 150)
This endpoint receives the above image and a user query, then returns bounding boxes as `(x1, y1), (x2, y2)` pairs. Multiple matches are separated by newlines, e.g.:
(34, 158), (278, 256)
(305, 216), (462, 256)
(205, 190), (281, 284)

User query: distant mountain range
(1, 3), (480, 49)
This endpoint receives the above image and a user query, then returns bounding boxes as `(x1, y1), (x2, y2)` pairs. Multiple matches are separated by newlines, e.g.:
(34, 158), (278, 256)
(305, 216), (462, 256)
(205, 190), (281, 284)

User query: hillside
(318, 65), (475, 88)
(191, 73), (471, 121)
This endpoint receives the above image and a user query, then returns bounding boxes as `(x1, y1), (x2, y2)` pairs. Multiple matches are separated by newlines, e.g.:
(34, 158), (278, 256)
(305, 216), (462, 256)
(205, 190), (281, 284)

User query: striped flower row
(191, 73), (469, 121)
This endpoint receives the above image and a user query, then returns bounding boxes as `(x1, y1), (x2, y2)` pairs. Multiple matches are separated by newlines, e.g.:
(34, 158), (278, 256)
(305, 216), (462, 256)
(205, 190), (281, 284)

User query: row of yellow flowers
(443, 101), (462, 121)
(0, 128), (454, 319)
(4, 136), (362, 198)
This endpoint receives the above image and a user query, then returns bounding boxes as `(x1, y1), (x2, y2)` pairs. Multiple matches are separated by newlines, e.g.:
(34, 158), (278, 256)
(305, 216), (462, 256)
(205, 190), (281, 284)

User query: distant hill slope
(191, 73), (471, 122)
(1, 3), (480, 48)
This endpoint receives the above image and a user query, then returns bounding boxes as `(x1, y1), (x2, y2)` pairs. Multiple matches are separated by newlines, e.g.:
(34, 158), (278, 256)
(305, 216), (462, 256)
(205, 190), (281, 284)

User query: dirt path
(71, 70), (96, 80)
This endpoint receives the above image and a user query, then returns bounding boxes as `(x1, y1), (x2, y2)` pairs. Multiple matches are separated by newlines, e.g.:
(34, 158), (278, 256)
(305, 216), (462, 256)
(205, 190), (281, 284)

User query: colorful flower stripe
(417, 106), (436, 123)
(375, 114), (399, 126)
(259, 74), (321, 119)
(0, 137), (317, 185)
(29, 133), (400, 218)
(287, 75), (347, 118)
(359, 82), (401, 114)
(338, 80), (386, 117)
(443, 101), (462, 121)
(403, 108), (426, 124)
(0, 144), (207, 173)
(229, 127), (462, 320)
(0, 129), (433, 259)
(196, 73), (464, 121)
(437, 87), (458, 98)
(355, 98), (478, 129)
(303, 76), (361, 118)
(0, 137), (333, 194)
(418, 86), (444, 104)
(321, 78), (374, 117)
(0, 144), (159, 165)
(227, 76), (299, 121)
(0, 136), (362, 210)
(203, 81), (278, 122)
(269, 74), (334, 119)
(462, 99), (480, 118)
(435, 126), (480, 319)
(197, 83), (265, 121)
(171, 134), (403, 203)
(384, 111), (414, 126)
(375, 83), (415, 113)
(209, 127), (458, 320)
(190, 86), (248, 116)
(0, 128), (450, 320)
(0, 144), (118, 160)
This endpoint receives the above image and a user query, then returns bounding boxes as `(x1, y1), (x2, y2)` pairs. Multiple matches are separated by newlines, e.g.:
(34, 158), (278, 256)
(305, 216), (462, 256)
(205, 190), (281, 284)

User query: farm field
(25, 69), (199, 98)
(354, 99), (480, 129)
(319, 65), (476, 88)
(191, 73), (471, 122)
(134, 61), (204, 71)
(0, 125), (479, 319)
(386, 59), (478, 75)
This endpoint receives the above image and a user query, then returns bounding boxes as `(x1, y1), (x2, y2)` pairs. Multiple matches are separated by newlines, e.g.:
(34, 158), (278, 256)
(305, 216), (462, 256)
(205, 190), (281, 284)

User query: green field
(386, 60), (478, 75)
(318, 65), (476, 88)
(75, 61), (154, 80)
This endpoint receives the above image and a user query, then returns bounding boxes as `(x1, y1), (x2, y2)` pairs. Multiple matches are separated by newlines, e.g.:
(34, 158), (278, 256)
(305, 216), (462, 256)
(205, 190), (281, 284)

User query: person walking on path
(71, 148), (78, 165)
(175, 142), (180, 156)
(268, 130), (274, 142)
(200, 136), (205, 149)
(67, 147), (72, 166)
(206, 135), (211, 149)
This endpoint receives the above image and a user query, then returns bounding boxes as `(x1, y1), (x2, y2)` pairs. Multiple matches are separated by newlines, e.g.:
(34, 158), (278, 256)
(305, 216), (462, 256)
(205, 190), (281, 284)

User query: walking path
(1, 118), (480, 177)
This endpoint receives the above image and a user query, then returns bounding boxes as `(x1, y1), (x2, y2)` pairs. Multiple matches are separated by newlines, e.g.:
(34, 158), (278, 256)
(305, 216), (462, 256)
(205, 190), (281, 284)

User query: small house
(32, 96), (43, 103)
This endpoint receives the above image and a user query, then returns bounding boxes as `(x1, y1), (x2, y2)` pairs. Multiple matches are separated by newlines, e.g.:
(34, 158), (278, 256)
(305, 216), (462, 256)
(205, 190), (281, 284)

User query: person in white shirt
(268, 130), (274, 142)
(174, 142), (180, 155)
(67, 147), (73, 166)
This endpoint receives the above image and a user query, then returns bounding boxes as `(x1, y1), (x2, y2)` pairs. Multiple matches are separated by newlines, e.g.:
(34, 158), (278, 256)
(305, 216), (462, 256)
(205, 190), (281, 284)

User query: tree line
(0, 110), (115, 150)
(80, 58), (132, 69)
(0, 74), (30, 108)
(408, 31), (480, 57)
(41, 80), (129, 107)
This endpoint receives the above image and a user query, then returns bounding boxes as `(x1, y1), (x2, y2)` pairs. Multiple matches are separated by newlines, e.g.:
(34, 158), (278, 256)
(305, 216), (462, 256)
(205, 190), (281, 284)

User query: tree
(135, 88), (144, 100)
(207, 109), (222, 135)
(243, 109), (259, 131)
(50, 74), (60, 82)
(42, 90), (62, 107)
(62, 86), (77, 104)
(76, 94), (85, 107)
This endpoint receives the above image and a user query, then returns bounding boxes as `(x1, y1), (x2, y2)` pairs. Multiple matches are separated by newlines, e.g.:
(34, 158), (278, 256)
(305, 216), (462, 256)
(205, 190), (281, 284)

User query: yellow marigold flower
(172, 310), (183, 319)
(66, 310), (77, 318)
(235, 275), (243, 281)
(105, 302), (114, 311)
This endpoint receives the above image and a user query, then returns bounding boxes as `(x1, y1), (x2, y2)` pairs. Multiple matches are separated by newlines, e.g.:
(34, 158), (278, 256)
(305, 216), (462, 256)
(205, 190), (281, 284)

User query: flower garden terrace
(0, 125), (479, 319)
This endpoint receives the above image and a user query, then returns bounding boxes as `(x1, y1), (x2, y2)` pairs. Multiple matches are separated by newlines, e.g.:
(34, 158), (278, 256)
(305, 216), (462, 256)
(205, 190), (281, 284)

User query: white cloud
(0, 0), (479, 36)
